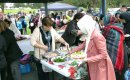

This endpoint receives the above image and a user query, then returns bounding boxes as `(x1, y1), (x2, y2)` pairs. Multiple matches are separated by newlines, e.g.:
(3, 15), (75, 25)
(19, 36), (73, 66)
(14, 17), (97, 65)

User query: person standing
(29, 15), (36, 33)
(16, 18), (23, 35)
(30, 17), (69, 80)
(0, 20), (23, 80)
(69, 15), (116, 80)
(21, 16), (27, 35)
(62, 13), (84, 46)
(0, 34), (7, 80)
(103, 15), (128, 80)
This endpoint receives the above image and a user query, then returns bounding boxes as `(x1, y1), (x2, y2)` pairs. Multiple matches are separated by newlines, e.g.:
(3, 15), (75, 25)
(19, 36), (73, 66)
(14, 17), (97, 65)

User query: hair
(100, 14), (105, 20)
(127, 8), (130, 11)
(122, 5), (127, 8)
(73, 12), (85, 20)
(4, 19), (12, 26)
(0, 20), (7, 33)
(42, 17), (53, 27)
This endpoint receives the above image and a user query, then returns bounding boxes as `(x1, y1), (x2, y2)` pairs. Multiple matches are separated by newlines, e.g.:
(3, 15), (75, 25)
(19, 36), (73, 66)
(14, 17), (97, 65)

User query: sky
(5, 3), (14, 8)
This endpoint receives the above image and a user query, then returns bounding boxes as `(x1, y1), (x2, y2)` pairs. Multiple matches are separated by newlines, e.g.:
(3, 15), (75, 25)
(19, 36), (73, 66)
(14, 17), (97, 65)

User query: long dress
(72, 29), (116, 80)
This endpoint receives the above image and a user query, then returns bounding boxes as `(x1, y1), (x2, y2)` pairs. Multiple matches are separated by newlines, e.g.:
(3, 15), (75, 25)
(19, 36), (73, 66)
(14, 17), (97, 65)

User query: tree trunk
(0, 3), (4, 13)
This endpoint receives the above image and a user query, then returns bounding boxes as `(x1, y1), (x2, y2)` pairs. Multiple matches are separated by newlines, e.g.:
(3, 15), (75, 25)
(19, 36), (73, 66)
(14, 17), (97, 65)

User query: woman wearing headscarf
(102, 15), (128, 80)
(69, 15), (116, 80)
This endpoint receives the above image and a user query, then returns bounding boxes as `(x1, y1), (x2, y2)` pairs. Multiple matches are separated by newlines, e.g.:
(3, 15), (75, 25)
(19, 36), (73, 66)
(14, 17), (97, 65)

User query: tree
(0, 3), (4, 12)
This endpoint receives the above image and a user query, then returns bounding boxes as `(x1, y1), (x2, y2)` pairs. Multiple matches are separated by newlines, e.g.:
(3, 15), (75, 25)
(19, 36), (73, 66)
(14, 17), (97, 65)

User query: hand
(77, 30), (82, 36)
(16, 37), (21, 40)
(64, 42), (70, 50)
(82, 58), (87, 62)
(41, 45), (48, 51)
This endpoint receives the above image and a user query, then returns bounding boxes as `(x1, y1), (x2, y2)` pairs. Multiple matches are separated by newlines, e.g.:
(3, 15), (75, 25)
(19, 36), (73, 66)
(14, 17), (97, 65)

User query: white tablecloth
(41, 60), (70, 77)
(17, 39), (34, 54)
(40, 59), (87, 80)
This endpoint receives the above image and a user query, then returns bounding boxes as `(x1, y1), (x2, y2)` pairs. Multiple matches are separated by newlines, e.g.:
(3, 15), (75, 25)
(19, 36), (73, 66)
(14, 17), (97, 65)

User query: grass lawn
(27, 27), (31, 35)
(4, 8), (37, 14)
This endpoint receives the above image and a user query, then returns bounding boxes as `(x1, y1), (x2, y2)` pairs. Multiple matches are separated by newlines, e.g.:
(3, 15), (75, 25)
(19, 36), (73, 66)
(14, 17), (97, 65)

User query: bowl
(51, 56), (66, 65)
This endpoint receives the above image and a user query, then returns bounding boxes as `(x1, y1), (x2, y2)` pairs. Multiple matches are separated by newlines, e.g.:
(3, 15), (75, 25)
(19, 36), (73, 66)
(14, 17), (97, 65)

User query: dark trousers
(1, 67), (6, 80)
(35, 60), (49, 80)
(6, 63), (14, 80)
(115, 44), (129, 80)
(30, 27), (35, 34)
(19, 29), (23, 35)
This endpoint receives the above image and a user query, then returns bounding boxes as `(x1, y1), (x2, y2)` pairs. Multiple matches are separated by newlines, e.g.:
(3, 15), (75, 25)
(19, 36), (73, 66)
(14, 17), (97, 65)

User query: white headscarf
(77, 15), (96, 53)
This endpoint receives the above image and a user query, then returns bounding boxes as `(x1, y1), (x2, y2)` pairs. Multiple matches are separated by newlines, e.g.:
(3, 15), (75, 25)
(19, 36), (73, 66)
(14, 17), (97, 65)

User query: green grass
(4, 8), (37, 14)
(27, 27), (31, 35)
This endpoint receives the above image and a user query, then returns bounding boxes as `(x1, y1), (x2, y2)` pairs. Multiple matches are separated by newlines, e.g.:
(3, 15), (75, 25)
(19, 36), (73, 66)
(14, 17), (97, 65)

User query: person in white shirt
(4, 19), (21, 39)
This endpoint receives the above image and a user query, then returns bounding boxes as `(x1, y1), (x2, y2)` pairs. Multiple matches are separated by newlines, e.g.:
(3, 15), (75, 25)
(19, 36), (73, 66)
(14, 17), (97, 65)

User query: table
(40, 59), (87, 80)
(17, 35), (88, 79)
(17, 38), (34, 54)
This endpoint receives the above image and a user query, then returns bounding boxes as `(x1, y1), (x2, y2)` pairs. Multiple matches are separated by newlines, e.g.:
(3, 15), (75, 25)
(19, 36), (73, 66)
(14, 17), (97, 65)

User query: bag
(11, 60), (38, 80)
(30, 23), (34, 27)
(19, 63), (31, 74)
(19, 54), (32, 64)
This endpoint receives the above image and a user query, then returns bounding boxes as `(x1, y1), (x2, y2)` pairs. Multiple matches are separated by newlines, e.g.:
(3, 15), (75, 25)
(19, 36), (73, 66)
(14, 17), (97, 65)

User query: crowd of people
(0, 4), (130, 80)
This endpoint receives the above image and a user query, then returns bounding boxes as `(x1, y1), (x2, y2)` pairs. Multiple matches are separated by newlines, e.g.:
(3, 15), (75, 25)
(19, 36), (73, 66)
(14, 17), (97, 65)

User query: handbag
(19, 63), (31, 74)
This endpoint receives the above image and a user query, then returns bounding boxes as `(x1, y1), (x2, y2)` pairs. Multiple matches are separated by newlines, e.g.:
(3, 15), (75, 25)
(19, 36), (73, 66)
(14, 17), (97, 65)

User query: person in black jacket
(0, 34), (7, 80)
(62, 13), (84, 46)
(0, 20), (23, 80)
(119, 12), (130, 47)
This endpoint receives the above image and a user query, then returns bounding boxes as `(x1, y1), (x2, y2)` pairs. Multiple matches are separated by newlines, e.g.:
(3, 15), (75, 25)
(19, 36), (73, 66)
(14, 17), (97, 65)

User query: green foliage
(61, 0), (130, 8)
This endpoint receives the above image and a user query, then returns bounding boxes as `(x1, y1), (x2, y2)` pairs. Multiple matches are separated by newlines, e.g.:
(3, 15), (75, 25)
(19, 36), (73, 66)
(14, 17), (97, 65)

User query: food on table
(70, 51), (85, 59)
(69, 61), (78, 66)
(53, 57), (65, 62)
(51, 56), (66, 65)
(44, 52), (58, 58)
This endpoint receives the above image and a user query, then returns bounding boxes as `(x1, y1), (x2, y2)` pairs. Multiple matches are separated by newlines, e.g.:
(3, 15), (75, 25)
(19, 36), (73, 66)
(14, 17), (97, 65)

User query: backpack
(22, 20), (26, 28)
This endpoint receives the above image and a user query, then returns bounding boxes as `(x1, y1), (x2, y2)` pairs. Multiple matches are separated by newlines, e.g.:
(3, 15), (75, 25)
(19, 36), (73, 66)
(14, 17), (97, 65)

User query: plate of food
(56, 47), (70, 56)
(70, 51), (85, 60)
(44, 51), (58, 59)
(51, 56), (66, 65)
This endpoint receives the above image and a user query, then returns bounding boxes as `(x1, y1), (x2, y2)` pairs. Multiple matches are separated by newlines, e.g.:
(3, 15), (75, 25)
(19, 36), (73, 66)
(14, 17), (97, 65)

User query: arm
(87, 34), (107, 63)
(9, 23), (21, 37)
(69, 41), (86, 54)
(52, 28), (69, 47)
(30, 28), (48, 51)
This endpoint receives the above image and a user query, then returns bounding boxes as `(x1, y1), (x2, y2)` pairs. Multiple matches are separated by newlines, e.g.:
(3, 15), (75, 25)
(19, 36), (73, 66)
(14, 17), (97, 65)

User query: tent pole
(102, 0), (106, 16)
(44, 3), (48, 16)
